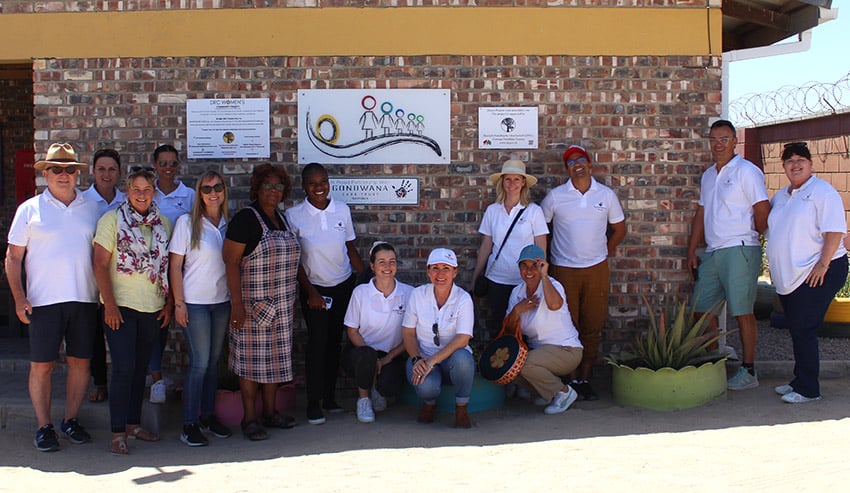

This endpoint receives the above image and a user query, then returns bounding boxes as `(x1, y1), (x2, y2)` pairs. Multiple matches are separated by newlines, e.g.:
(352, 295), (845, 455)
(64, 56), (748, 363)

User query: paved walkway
(2, 351), (850, 491)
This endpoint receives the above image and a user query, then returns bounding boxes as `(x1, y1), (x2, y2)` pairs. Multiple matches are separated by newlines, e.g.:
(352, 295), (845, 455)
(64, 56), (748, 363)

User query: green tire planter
(610, 359), (727, 411)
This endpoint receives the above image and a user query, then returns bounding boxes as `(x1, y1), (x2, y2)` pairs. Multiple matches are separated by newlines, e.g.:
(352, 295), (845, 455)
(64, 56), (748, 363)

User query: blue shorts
(693, 245), (761, 317)
(28, 302), (98, 363)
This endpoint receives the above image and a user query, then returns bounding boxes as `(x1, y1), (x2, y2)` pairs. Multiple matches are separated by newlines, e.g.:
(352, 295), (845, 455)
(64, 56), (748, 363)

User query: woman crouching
(402, 248), (475, 428)
(505, 245), (583, 414)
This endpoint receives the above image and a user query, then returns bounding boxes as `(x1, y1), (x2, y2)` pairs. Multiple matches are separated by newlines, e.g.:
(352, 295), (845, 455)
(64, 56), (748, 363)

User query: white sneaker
(727, 367), (759, 391)
(544, 387), (578, 415)
(149, 380), (166, 404)
(774, 384), (794, 396)
(370, 389), (387, 413)
(781, 391), (822, 404)
(356, 397), (375, 423)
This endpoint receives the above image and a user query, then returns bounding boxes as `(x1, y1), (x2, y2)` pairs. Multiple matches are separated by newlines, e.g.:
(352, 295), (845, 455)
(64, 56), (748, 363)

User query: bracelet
(411, 356), (423, 365)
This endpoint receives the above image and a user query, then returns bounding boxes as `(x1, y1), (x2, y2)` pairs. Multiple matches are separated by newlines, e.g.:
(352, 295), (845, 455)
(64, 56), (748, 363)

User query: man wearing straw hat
(541, 145), (625, 401)
(6, 143), (102, 452)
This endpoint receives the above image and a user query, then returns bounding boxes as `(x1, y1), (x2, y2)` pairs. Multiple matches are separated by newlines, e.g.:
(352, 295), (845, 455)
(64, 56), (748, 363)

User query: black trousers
(341, 343), (406, 397)
(300, 274), (356, 406)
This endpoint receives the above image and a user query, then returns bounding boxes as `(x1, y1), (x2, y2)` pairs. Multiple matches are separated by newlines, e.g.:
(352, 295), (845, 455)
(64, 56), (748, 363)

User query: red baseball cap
(562, 145), (591, 165)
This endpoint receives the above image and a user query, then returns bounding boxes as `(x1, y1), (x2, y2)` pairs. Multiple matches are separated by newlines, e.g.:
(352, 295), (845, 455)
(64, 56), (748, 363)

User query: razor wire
(729, 71), (850, 128)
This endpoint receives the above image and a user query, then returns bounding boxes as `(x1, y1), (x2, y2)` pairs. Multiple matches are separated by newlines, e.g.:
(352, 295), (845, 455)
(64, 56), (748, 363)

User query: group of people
(7, 121), (846, 455)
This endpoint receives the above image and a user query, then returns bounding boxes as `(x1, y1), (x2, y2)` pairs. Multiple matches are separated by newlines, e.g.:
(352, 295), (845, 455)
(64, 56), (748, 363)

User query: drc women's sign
(298, 89), (450, 165)
(187, 98), (270, 159)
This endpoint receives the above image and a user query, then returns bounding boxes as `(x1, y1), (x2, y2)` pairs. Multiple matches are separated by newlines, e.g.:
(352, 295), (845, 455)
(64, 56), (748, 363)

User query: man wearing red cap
(541, 145), (625, 400)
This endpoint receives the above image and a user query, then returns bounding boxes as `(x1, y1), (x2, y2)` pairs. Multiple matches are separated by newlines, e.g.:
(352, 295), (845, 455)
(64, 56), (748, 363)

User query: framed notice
(330, 177), (419, 206)
(298, 89), (450, 165)
(478, 107), (539, 149)
(187, 98), (270, 159)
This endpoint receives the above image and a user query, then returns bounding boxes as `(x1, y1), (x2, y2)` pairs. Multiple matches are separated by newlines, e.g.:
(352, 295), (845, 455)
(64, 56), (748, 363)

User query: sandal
(88, 385), (108, 403)
(262, 412), (296, 429)
(241, 420), (268, 441)
(126, 426), (160, 442)
(110, 434), (129, 455)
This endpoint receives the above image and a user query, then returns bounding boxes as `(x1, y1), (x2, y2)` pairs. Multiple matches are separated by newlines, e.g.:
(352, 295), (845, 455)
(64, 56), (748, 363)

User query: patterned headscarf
(115, 200), (170, 298)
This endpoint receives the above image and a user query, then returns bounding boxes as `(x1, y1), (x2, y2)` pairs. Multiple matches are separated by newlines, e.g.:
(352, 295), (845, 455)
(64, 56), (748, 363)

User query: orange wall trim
(0, 7), (722, 61)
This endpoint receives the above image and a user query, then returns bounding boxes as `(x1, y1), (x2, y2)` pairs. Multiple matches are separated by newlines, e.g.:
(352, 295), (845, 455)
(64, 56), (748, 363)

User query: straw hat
(34, 143), (87, 171)
(488, 159), (538, 187)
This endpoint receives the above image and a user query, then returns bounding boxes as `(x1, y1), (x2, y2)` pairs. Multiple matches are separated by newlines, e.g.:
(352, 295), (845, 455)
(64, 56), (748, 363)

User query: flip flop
(127, 426), (160, 442)
(262, 412), (296, 429)
(241, 420), (268, 441)
(88, 385), (108, 403)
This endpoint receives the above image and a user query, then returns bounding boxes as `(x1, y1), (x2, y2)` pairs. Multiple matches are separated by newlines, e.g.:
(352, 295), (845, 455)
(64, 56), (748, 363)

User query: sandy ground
(2, 374), (849, 492)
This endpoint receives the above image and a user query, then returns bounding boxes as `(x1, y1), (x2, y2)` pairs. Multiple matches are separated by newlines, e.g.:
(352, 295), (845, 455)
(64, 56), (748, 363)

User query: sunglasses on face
(708, 137), (733, 145)
(47, 166), (79, 175)
(156, 160), (180, 168)
(200, 183), (225, 194)
(566, 157), (588, 167)
(261, 182), (285, 192)
(432, 323), (440, 347)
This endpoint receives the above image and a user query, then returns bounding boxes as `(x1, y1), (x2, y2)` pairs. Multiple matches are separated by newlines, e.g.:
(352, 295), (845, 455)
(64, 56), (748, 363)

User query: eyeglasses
(261, 182), (285, 192)
(432, 323), (440, 347)
(708, 137), (733, 145)
(156, 160), (180, 168)
(200, 183), (225, 194)
(47, 166), (79, 175)
(566, 157), (588, 167)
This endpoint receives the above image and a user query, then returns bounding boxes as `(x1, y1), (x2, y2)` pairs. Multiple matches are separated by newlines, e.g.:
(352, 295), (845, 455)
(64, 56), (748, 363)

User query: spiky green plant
(606, 296), (731, 371)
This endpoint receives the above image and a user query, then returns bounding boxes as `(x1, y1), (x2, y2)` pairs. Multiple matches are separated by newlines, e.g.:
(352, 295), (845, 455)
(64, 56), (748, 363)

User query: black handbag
(474, 207), (525, 297)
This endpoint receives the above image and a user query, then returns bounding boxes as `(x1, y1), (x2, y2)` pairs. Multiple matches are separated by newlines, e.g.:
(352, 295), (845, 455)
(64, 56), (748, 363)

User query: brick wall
(25, 53), (720, 374)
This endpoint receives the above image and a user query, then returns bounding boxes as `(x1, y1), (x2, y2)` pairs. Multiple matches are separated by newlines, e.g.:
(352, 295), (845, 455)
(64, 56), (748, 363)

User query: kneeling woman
(505, 245), (583, 415)
(402, 248), (475, 428)
(342, 242), (413, 423)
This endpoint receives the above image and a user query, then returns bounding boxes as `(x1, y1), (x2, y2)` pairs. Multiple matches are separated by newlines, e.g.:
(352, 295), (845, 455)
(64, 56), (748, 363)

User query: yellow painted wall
(0, 7), (722, 61)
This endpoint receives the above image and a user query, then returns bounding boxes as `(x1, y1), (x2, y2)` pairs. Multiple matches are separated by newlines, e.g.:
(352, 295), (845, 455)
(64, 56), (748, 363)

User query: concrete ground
(2, 353), (850, 492)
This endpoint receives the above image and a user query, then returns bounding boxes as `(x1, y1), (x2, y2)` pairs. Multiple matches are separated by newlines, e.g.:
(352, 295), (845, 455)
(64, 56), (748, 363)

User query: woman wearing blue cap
(504, 244), (583, 415)
(402, 248), (475, 428)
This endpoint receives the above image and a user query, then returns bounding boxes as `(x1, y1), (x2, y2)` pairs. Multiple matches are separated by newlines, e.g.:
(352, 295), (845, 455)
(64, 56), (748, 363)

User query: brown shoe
(416, 403), (436, 424)
(454, 405), (471, 429)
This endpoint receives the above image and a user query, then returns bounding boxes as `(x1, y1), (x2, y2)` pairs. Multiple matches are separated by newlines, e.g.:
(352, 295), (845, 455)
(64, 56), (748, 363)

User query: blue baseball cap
(517, 244), (545, 264)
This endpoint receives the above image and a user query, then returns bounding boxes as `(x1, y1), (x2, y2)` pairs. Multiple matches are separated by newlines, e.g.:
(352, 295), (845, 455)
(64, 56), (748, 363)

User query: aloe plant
(606, 296), (731, 371)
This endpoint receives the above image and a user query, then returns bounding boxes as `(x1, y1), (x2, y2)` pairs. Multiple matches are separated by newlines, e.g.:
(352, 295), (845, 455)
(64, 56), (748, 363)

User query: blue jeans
(181, 302), (230, 424)
(779, 255), (848, 398)
(406, 350), (474, 405)
(104, 307), (159, 433)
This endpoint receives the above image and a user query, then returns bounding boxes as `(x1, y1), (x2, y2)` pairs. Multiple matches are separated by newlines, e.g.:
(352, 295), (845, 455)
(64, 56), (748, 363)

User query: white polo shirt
(344, 278), (413, 352)
(154, 180), (195, 226)
(699, 154), (768, 252)
(81, 185), (126, 216)
(478, 202), (549, 285)
(285, 198), (356, 287)
(766, 176), (848, 295)
(7, 188), (101, 306)
(507, 278), (582, 350)
(168, 214), (230, 304)
(541, 177), (625, 268)
(402, 284), (474, 359)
